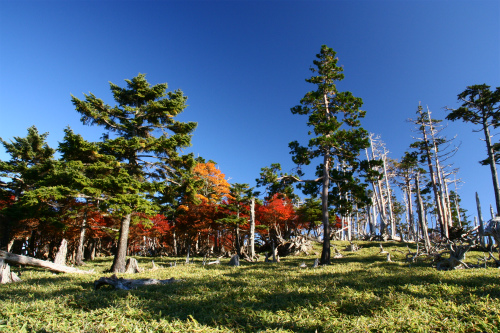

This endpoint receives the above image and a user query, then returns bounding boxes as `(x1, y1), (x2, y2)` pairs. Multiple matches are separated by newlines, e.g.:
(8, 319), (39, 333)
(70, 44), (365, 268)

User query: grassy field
(1, 241), (499, 332)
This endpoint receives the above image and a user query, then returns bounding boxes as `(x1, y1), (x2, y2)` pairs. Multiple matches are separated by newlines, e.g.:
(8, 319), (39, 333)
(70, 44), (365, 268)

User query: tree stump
(0, 259), (22, 284)
(53, 239), (68, 266)
(228, 254), (240, 266)
(124, 258), (143, 274)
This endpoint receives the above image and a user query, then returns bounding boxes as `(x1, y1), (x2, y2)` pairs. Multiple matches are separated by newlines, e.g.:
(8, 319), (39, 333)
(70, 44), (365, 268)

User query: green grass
(1, 241), (499, 332)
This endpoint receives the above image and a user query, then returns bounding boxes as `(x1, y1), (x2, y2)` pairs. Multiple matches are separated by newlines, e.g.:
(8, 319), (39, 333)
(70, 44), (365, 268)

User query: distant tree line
(1, 48), (498, 269)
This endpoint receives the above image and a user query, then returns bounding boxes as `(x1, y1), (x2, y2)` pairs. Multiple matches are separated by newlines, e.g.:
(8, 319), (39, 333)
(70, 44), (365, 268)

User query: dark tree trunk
(483, 121), (500, 215)
(110, 213), (131, 273)
(320, 150), (331, 265)
(0, 221), (11, 251)
(28, 231), (37, 257)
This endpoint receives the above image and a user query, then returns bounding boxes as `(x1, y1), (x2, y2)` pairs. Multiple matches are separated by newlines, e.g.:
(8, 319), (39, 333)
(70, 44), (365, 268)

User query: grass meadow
(1, 241), (499, 333)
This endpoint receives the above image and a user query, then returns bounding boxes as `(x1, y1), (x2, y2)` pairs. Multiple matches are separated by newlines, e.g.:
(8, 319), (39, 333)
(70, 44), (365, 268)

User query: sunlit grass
(1, 241), (499, 332)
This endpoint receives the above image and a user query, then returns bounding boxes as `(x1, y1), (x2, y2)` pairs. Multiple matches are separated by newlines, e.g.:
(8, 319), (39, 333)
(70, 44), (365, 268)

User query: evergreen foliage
(71, 74), (197, 272)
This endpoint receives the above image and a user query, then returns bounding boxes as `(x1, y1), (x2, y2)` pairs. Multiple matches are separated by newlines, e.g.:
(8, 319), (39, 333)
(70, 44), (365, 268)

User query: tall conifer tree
(259, 46), (376, 265)
(72, 74), (197, 272)
(446, 84), (500, 215)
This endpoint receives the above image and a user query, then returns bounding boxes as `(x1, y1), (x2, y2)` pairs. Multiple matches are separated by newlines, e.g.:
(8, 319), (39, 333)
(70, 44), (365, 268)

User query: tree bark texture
(110, 213), (131, 273)
(75, 211), (87, 266)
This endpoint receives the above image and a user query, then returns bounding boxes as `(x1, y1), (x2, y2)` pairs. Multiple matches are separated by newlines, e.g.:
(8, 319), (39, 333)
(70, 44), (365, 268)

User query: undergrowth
(1, 241), (499, 332)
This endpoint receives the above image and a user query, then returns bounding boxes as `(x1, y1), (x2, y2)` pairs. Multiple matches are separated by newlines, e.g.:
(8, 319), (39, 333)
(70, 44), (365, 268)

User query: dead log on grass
(0, 250), (93, 274)
(94, 274), (180, 290)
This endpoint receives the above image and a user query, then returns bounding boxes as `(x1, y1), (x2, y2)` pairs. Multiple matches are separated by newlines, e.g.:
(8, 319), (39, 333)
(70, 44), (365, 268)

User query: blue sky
(1, 0), (499, 220)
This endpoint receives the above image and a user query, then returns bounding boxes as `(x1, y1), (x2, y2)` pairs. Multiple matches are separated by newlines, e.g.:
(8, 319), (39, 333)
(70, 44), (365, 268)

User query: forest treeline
(1, 46), (499, 271)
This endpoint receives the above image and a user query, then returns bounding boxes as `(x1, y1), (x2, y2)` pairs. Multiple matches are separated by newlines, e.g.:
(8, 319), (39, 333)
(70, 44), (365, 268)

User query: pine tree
(71, 74), (197, 272)
(446, 84), (500, 215)
(0, 126), (56, 251)
(285, 45), (375, 264)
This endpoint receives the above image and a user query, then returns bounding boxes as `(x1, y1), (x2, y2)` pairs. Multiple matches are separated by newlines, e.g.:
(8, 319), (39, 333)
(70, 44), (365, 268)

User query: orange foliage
(193, 162), (232, 203)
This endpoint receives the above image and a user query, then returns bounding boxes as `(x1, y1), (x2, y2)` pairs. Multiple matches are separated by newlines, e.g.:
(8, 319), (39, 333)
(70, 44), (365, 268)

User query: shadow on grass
(58, 259), (500, 333)
(4, 243), (499, 333)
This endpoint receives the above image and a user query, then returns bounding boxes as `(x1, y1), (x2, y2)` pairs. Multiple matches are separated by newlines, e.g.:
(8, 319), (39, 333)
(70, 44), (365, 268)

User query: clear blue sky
(1, 0), (499, 220)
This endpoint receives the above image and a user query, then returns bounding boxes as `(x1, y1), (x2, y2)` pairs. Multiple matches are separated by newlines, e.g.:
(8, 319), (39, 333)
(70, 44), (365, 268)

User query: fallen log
(94, 274), (180, 290)
(0, 250), (94, 274)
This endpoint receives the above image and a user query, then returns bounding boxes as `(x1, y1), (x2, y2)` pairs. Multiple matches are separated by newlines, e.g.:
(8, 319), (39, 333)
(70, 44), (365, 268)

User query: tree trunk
(476, 192), (486, 248)
(249, 197), (256, 259)
(416, 173), (431, 251)
(110, 213), (131, 273)
(235, 217), (241, 257)
(75, 211), (87, 266)
(382, 154), (395, 238)
(483, 120), (500, 215)
(185, 241), (191, 264)
(172, 227), (178, 256)
(366, 147), (387, 235)
(418, 107), (448, 238)
(7, 239), (14, 253)
(320, 148), (331, 265)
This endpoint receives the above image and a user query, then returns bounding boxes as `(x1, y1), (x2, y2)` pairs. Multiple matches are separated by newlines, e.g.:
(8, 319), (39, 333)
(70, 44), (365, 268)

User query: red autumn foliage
(256, 194), (299, 239)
